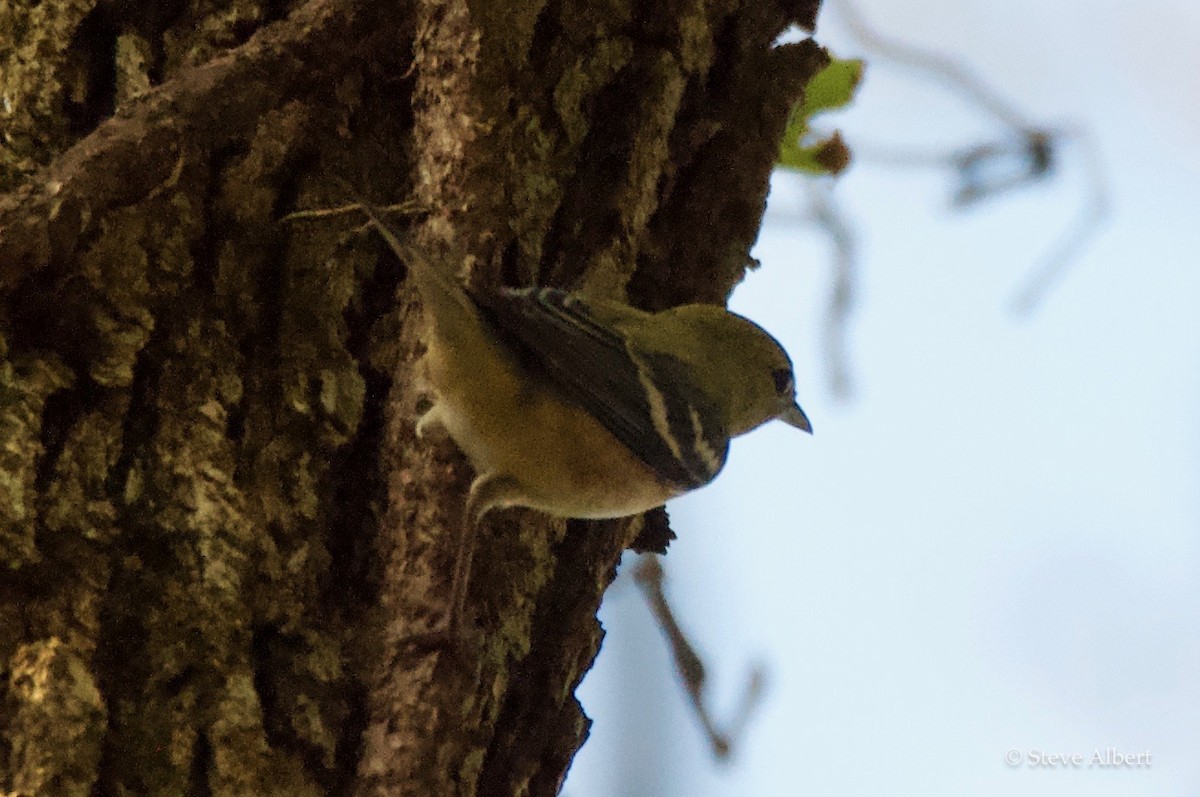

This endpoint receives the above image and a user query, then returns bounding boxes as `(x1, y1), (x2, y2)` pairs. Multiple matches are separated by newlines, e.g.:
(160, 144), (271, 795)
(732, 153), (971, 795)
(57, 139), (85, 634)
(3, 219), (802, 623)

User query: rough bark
(0, 0), (826, 794)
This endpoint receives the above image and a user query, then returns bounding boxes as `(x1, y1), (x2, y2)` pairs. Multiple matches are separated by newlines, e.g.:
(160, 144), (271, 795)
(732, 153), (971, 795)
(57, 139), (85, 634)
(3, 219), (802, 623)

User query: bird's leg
(465, 473), (522, 526)
(443, 473), (523, 630)
(414, 403), (449, 441)
(402, 473), (521, 654)
(396, 518), (478, 655)
(443, 503), (481, 641)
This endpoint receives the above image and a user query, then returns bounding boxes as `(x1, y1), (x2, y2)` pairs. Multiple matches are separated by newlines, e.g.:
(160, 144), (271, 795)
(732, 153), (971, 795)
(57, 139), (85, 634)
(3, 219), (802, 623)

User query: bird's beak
(779, 401), (813, 434)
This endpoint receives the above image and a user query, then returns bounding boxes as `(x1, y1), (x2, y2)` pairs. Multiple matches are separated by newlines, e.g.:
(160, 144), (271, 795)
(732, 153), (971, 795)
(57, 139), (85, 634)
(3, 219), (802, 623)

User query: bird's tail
(356, 204), (483, 346)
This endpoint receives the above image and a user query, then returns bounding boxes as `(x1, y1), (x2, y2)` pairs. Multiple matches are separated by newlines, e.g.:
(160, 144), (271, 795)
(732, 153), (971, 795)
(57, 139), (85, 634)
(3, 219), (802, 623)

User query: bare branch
(633, 554), (767, 760)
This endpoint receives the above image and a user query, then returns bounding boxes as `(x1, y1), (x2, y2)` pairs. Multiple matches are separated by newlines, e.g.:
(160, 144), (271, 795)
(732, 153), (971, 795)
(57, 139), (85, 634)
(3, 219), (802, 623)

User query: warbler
(359, 206), (812, 524)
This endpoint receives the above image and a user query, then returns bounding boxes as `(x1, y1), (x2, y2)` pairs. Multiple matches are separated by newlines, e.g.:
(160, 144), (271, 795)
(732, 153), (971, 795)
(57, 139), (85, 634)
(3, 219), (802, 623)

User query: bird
(358, 205), (812, 525)
(349, 203), (812, 637)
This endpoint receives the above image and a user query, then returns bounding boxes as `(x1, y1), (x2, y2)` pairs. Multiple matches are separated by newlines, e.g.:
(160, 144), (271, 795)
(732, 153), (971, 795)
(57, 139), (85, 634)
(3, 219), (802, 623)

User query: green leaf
(800, 57), (863, 117)
(778, 56), (863, 176)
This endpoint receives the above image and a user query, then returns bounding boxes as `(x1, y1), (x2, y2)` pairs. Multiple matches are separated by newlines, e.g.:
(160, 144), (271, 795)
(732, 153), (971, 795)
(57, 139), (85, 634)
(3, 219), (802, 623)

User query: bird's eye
(771, 368), (793, 395)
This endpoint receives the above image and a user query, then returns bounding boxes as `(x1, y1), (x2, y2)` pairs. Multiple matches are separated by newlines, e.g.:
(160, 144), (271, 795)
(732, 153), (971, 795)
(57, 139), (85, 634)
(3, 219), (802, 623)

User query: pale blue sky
(568, 1), (1200, 795)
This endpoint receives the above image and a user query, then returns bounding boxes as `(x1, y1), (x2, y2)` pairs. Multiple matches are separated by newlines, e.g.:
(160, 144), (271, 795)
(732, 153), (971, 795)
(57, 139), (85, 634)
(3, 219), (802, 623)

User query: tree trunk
(0, 0), (826, 794)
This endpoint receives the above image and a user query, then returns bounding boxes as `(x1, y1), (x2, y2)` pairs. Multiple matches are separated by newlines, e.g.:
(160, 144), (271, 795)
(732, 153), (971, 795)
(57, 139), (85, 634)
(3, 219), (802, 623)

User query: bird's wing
(470, 286), (729, 489)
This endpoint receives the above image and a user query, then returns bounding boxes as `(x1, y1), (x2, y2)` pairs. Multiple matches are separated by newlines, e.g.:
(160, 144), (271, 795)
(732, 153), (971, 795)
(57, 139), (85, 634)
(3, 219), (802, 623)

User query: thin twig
(1008, 126), (1110, 315)
(279, 199), (425, 223)
(633, 554), (767, 760)
(825, 0), (1109, 315)
(831, 0), (1034, 132)
(806, 180), (858, 399)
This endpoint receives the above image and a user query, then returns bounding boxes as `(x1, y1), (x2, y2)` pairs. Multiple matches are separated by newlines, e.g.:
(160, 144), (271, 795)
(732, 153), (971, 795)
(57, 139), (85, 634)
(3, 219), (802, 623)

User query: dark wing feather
(470, 287), (728, 489)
